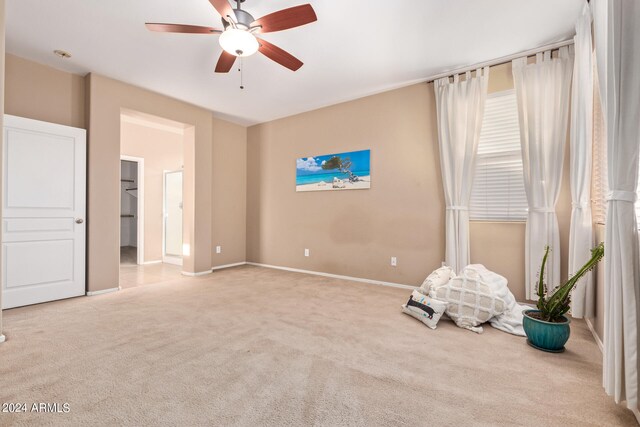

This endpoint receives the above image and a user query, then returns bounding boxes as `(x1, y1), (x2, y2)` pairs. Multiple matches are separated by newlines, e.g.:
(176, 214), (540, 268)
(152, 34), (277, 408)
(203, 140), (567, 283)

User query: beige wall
(4, 55), (247, 293)
(212, 117), (247, 267)
(246, 61), (573, 301)
(120, 120), (184, 262)
(5, 54), (85, 128)
(87, 74), (214, 289)
(87, 74), (247, 290)
(247, 82), (445, 285)
(469, 222), (527, 301)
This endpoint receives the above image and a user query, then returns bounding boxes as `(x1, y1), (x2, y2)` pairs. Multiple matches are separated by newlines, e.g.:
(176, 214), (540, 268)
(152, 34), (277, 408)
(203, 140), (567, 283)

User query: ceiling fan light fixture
(219, 28), (259, 57)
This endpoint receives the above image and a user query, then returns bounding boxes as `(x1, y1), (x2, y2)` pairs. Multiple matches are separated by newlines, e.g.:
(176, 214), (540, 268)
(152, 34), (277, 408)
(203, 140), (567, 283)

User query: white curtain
(434, 68), (489, 274)
(512, 48), (573, 300)
(593, 0), (640, 412)
(569, 2), (595, 318)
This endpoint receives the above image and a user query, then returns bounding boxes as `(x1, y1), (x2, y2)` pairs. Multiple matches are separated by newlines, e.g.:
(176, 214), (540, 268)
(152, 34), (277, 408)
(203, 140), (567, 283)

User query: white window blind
(591, 76), (608, 224)
(470, 90), (527, 221)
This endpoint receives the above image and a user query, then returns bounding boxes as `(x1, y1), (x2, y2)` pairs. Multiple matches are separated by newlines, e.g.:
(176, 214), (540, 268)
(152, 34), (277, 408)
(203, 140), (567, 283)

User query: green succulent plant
(535, 242), (605, 322)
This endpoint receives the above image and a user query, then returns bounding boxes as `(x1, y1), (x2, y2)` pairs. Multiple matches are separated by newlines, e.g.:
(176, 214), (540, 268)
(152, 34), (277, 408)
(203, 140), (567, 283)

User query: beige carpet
(0, 265), (635, 426)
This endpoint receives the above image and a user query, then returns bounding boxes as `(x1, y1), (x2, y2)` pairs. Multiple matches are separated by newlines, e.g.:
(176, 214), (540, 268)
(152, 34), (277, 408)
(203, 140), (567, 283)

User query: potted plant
(523, 243), (604, 353)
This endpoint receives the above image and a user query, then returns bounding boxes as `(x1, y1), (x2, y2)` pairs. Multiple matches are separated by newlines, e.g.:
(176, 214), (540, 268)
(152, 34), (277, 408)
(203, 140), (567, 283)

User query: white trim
(181, 270), (212, 277)
(585, 317), (604, 353)
(142, 260), (163, 265)
(121, 114), (186, 135)
(245, 262), (415, 290)
(86, 287), (120, 296)
(0, 334), (5, 344)
(632, 408), (640, 426)
(212, 262), (247, 271)
(120, 155), (145, 266)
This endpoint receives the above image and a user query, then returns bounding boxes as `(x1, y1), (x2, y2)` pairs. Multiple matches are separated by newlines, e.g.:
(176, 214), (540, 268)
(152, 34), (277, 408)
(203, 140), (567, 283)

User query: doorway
(163, 170), (183, 266)
(120, 156), (144, 266)
(119, 109), (187, 288)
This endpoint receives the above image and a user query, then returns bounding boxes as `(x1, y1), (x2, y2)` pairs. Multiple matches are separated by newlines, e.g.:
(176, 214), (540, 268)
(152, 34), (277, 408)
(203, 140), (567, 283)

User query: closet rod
(425, 38), (574, 82)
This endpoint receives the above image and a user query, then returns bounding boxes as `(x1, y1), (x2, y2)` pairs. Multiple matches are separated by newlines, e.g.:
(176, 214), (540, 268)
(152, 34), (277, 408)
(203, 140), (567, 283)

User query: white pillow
(402, 290), (448, 330)
(464, 264), (515, 308)
(431, 270), (506, 334)
(419, 266), (455, 295)
(463, 265), (528, 337)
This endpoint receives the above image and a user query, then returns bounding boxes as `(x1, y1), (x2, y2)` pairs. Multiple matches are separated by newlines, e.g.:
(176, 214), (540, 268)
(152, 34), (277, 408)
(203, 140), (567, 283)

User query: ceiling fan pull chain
(239, 56), (245, 90)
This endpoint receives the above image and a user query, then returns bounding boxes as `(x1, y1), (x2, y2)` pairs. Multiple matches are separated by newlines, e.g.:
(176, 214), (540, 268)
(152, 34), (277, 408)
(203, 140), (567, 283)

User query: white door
(163, 170), (182, 265)
(2, 115), (86, 309)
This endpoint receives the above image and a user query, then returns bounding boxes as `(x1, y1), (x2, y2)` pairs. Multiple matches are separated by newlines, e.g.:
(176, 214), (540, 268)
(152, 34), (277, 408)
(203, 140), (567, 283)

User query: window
(591, 79), (607, 224)
(470, 90), (527, 221)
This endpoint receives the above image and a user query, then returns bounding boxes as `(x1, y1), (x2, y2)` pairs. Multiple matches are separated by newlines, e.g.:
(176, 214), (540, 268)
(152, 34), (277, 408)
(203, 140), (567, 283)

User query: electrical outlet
(391, 257), (397, 267)
(216, 246), (221, 254)
(304, 248), (310, 257)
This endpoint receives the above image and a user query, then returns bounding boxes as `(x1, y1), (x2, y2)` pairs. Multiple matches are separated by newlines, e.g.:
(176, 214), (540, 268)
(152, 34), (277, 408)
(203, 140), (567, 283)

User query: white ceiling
(6, 0), (584, 126)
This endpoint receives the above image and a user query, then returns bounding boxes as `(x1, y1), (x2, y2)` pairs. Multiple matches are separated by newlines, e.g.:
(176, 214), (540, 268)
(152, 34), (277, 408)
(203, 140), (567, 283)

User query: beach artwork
(296, 149), (371, 192)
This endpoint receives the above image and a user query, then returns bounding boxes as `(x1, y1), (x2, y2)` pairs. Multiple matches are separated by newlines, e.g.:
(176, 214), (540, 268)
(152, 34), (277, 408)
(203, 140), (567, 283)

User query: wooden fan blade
(209, 0), (236, 22)
(215, 50), (237, 73)
(145, 23), (222, 34)
(257, 38), (303, 71)
(252, 4), (317, 34)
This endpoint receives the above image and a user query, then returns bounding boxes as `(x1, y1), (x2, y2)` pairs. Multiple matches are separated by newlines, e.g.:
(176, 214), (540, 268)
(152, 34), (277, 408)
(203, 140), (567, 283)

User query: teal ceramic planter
(523, 309), (571, 353)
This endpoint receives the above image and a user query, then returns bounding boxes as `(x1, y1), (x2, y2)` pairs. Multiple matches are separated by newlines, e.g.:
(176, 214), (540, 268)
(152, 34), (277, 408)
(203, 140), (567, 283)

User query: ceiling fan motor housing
(222, 9), (255, 30)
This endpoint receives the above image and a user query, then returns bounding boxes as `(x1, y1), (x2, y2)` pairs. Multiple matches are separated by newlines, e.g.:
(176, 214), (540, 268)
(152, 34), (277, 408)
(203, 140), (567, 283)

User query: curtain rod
(425, 38), (574, 82)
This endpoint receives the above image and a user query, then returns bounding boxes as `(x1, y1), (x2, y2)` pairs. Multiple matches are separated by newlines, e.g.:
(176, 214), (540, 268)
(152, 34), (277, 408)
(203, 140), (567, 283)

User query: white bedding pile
(463, 265), (530, 336)
(418, 264), (530, 336)
(431, 266), (506, 334)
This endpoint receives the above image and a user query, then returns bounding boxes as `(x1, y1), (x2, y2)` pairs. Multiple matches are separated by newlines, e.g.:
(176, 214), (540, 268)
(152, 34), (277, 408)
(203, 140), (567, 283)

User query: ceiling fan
(146, 0), (317, 73)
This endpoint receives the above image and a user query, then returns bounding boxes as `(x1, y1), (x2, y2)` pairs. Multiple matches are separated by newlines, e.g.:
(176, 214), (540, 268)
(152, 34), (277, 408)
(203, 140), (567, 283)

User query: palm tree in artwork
(321, 156), (362, 182)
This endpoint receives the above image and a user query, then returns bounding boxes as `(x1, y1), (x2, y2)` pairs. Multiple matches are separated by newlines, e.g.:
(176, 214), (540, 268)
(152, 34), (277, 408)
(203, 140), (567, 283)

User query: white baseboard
(212, 262), (247, 271)
(0, 334), (5, 344)
(142, 260), (163, 265)
(585, 317), (604, 353)
(181, 270), (212, 277)
(632, 408), (640, 425)
(86, 287), (120, 296)
(246, 262), (415, 290)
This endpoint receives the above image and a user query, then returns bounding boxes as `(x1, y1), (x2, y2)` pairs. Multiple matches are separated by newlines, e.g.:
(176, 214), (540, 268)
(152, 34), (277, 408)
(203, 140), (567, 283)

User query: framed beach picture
(296, 149), (370, 192)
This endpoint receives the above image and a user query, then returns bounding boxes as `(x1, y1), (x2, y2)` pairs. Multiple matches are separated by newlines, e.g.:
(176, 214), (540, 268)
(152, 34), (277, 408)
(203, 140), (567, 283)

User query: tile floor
(120, 246), (137, 266)
(119, 246), (182, 289)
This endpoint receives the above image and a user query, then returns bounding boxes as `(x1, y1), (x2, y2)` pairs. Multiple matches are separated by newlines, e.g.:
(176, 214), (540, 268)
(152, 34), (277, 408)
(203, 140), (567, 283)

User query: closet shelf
(120, 214), (135, 218)
(121, 179), (135, 183)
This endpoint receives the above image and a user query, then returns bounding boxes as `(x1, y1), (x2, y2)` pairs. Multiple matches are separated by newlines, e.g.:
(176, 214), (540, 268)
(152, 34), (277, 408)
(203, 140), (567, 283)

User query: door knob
(75, 218), (84, 224)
